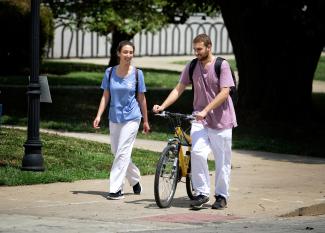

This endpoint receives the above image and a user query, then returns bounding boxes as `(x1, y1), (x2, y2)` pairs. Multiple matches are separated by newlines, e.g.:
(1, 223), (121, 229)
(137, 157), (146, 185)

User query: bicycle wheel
(154, 145), (179, 208)
(185, 161), (196, 200)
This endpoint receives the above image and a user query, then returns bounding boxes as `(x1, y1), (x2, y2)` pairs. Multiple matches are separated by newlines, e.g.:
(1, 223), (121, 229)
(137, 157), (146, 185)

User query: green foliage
(44, 0), (169, 36)
(40, 5), (55, 54)
(41, 61), (107, 75)
(173, 59), (238, 71)
(41, 61), (180, 87)
(43, 0), (221, 66)
(44, 0), (220, 36)
(315, 56), (325, 81)
(0, 0), (54, 75)
(0, 128), (160, 186)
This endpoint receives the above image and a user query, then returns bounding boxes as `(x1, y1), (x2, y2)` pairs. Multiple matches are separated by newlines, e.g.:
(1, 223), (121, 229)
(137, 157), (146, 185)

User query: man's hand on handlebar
(152, 104), (164, 113)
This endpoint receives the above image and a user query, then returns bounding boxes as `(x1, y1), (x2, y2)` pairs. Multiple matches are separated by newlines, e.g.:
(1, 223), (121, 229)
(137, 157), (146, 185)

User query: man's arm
(195, 87), (230, 120)
(152, 83), (187, 113)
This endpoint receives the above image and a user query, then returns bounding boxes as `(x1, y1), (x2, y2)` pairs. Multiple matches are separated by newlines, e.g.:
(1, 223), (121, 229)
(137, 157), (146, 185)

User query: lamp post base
(21, 143), (44, 171)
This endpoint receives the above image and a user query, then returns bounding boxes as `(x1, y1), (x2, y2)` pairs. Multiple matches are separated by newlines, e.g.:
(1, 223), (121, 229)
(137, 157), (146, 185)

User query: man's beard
(197, 52), (209, 62)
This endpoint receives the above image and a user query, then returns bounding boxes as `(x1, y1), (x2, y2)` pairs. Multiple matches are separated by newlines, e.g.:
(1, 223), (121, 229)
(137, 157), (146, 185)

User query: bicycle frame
(173, 126), (191, 177)
(162, 112), (193, 178)
(154, 111), (196, 208)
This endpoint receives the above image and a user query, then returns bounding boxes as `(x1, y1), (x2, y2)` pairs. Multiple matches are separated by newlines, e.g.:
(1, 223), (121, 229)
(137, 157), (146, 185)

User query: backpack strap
(108, 66), (139, 97)
(135, 68), (139, 99)
(108, 66), (114, 85)
(215, 57), (225, 79)
(189, 58), (198, 110)
(189, 58), (198, 84)
(215, 57), (238, 106)
(107, 66), (114, 107)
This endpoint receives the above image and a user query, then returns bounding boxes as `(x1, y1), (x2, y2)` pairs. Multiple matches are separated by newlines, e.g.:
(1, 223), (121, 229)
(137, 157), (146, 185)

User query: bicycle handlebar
(155, 111), (195, 121)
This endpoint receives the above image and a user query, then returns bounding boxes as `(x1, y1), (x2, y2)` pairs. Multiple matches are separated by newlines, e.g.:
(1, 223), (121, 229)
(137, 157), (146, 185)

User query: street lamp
(21, 0), (44, 171)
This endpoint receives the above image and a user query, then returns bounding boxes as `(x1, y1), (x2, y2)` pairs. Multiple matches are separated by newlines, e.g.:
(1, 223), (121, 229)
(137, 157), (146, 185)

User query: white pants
(190, 122), (232, 199)
(109, 119), (141, 193)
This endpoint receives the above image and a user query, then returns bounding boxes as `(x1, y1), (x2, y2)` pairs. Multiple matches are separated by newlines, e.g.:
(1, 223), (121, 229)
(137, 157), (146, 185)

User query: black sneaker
(211, 195), (227, 209)
(190, 195), (210, 209)
(107, 190), (124, 200)
(133, 182), (142, 195)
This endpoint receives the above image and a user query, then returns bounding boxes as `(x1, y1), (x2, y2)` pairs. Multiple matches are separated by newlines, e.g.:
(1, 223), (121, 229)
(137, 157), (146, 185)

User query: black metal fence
(46, 21), (233, 59)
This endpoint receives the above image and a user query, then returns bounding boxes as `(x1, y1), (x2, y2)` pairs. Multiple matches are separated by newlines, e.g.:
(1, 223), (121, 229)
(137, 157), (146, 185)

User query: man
(152, 33), (237, 209)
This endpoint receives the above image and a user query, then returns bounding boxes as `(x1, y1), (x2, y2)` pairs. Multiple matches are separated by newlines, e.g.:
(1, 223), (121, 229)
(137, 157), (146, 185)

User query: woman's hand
(93, 116), (101, 129)
(142, 121), (150, 134)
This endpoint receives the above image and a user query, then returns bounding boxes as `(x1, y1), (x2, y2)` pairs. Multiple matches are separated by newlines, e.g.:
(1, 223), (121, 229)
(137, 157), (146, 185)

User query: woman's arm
(93, 90), (110, 129)
(137, 93), (150, 134)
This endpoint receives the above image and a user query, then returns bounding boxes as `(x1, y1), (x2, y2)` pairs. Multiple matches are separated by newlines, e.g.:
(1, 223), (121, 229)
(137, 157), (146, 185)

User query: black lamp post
(21, 0), (44, 171)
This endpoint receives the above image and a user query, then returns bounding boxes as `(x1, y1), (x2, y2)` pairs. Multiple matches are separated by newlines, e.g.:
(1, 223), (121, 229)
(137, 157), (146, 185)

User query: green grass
(172, 59), (237, 70)
(173, 56), (325, 79)
(2, 57), (323, 87)
(315, 56), (325, 81)
(0, 127), (215, 186)
(0, 127), (156, 186)
(46, 70), (179, 88)
(0, 62), (180, 89)
(1, 59), (325, 158)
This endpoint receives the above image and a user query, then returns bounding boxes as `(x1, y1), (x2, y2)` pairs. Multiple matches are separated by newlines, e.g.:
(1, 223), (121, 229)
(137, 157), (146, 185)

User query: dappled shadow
(235, 149), (325, 164)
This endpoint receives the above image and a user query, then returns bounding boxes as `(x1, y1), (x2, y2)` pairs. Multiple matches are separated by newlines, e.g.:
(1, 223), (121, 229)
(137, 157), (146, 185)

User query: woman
(93, 41), (150, 200)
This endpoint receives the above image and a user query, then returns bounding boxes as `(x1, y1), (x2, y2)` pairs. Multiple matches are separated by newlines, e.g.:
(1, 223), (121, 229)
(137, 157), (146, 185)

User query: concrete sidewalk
(1, 127), (325, 232)
(1, 54), (325, 231)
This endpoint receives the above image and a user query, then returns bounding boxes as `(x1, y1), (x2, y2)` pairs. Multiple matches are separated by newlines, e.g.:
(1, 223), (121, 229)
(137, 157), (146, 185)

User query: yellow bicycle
(154, 111), (196, 208)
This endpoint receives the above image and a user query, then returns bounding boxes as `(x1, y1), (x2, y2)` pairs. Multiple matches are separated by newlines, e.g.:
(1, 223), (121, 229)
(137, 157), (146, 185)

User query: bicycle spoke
(154, 146), (179, 208)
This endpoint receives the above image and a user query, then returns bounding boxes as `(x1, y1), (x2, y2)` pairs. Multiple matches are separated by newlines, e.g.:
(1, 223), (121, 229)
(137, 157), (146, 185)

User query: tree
(218, 0), (325, 123)
(43, 0), (219, 66)
(44, 0), (170, 66)
(0, 0), (54, 75)
(43, 0), (325, 125)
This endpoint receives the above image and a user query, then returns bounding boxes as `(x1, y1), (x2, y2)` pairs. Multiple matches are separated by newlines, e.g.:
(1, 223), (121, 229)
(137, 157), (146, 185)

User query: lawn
(315, 56), (325, 81)
(0, 127), (215, 186)
(0, 127), (156, 186)
(1, 59), (325, 159)
(172, 56), (325, 81)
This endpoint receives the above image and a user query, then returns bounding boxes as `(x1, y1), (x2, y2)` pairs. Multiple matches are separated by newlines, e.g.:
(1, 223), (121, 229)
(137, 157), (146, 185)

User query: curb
(280, 203), (325, 217)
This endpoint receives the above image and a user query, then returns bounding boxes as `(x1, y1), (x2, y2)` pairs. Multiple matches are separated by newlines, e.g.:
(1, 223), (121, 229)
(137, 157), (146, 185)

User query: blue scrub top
(101, 66), (146, 123)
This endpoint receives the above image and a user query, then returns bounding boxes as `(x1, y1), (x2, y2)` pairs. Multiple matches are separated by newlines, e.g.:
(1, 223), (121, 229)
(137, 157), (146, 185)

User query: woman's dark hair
(117, 40), (135, 53)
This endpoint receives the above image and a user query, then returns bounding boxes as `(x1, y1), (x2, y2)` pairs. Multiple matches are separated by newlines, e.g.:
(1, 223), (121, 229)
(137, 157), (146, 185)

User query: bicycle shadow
(71, 191), (195, 209)
(71, 190), (141, 198)
(126, 196), (194, 209)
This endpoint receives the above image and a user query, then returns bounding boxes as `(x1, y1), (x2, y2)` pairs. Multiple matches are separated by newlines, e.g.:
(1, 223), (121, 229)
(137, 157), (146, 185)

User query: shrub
(0, 0), (54, 75)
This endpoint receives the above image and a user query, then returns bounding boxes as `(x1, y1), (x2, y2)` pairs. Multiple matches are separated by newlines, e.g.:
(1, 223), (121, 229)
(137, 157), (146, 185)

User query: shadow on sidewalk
(71, 190), (107, 198)
(238, 150), (325, 164)
(126, 196), (193, 209)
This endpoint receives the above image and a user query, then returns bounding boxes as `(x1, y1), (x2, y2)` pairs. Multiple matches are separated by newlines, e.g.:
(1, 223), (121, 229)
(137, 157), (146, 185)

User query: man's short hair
(193, 34), (212, 47)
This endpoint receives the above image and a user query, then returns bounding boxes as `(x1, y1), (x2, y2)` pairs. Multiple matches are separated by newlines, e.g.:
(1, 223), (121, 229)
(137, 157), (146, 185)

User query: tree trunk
(108, 28), (134, 67)
(219, 0), (325, 123)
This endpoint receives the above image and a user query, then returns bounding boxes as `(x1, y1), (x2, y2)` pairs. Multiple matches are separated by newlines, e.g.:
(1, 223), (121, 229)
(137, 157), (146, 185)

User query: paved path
(1, 126), (325, 232)
(2, 55), (325, 232)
